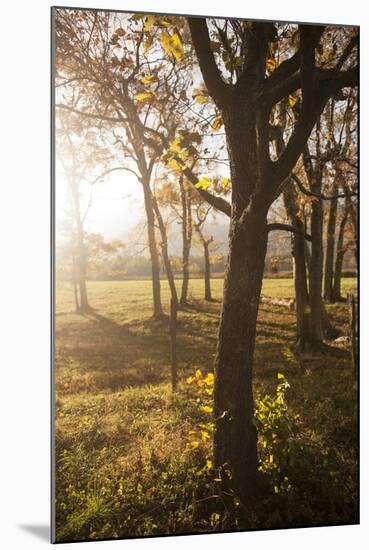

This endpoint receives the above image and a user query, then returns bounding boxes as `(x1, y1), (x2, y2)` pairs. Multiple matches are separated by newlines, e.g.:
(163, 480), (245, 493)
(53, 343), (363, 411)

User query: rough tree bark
(283, 183), (311, 350)
(188, 17), (357, 502)
(274, 118), (311, 351)
(302, 140), (334, 347)
(333, 200), (349, 301)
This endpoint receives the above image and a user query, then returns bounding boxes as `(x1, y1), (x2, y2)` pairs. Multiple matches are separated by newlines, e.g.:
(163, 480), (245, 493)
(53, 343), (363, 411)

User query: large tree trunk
(141, 180), (164, 319)
(152, 194), (178, 308)
(323, 195), (338, 301)
(186, 15), (358, 507)
(332, 207), (348, 302)
(214, 211), (268, 501)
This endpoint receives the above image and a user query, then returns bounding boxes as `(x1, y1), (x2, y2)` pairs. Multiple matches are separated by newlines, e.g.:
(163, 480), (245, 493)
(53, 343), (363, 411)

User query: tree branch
(272, 65), (358, 184)
(291, 172), (357, 201)
(267, 222), (312, 241)
(187, 17), (230, 108)
(56, 104), (126, 124)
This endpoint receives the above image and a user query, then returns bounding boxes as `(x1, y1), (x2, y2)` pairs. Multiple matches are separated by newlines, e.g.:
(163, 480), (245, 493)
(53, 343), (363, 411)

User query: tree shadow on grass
(56, 310), (173, 392)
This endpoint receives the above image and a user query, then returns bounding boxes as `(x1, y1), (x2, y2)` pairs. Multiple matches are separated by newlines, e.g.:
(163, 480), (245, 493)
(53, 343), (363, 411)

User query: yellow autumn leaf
(211, 115), (223, 131)
(200, 405), (213, 414)
(144, 34), (154, 54)
(140, 74), (156, 85)
(144, 15), (156, 31)
(195, 177), (211, 191)
(195, 95), (208, 104)
(204, 372), (214, 386)
(169, 32), (184, 61)
(222, 177), (231, 189)
(158, 18), (172, 27)
(201, 431), (210, 441)
(169, 137), (183, 153)
(206, 459), (213, 469)
(135, 91), (156, 103)
(277, 373), (285, 380)
(160, 31), (172, 55)
(160, 31), (184, 61)
(266, 58), (276, 72)
(185, 441), (199, 452)
(167, 158), (183, 172)
(289, 94), (298, 107)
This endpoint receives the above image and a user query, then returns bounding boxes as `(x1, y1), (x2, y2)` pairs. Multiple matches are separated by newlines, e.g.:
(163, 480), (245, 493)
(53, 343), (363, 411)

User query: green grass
(55, 277), (358, 541)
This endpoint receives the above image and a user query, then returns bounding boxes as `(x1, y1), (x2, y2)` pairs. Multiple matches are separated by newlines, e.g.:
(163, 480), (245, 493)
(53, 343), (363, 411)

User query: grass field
(54, 277), (358, 541)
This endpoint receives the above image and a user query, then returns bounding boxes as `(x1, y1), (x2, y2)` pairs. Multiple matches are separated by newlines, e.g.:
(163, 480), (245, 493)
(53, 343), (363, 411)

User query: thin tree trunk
(347, 196), (358, 271)
(283, 184), (311, 350)
(195, 223), (213, 302)
(71, 183), (90, 313)
(309, 190), (324, 346)
(169, 298), (178, 391)
(323, 195), (338, 301)
(152, 194), (178, 308)
(72, 254), (80, 312)
(332, 207), (348, 302)
(179, 177), (192, 306)
(142, 180), (164, 319)
(203, 240), (212, 301)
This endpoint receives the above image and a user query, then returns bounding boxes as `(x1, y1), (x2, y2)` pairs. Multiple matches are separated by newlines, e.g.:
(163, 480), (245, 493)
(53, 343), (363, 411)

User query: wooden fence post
(169, 298), (178, 391)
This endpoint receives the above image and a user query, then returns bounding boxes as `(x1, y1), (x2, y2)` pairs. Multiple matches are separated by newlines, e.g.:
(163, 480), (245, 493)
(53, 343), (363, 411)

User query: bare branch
(267, 222), (312, 241)
(187, 17), (230, 108)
